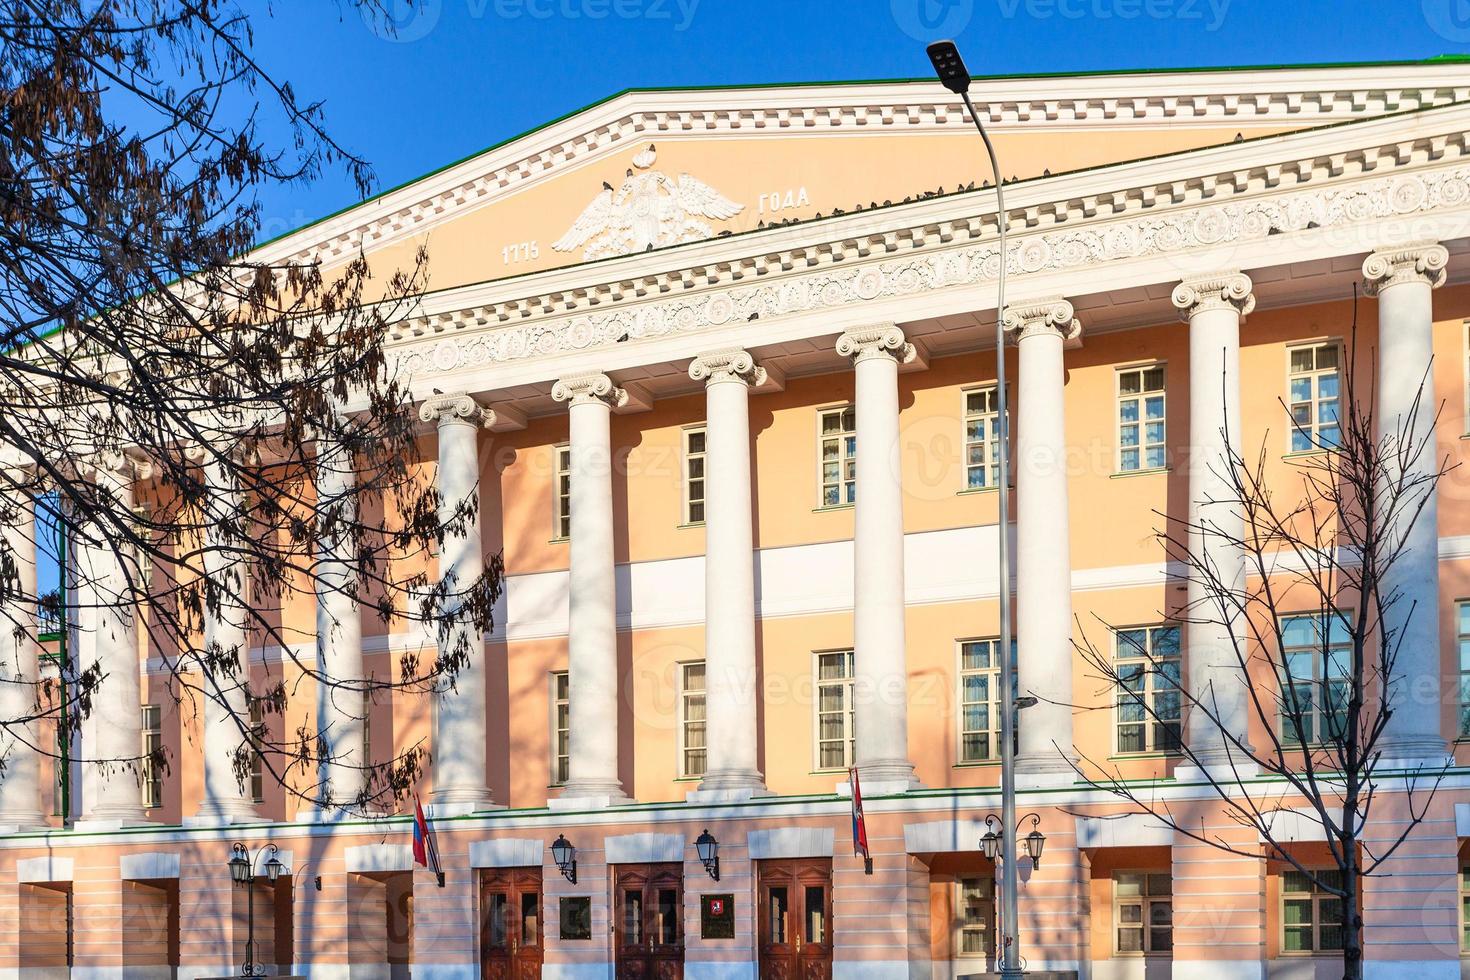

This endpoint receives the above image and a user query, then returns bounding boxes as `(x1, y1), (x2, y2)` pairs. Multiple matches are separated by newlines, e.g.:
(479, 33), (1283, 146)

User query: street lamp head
(926, 40), (972, 95)
(227, 844), (251, 886)
(1015, 695), (1039, 710)
(694, 828), (720, 881)
(264, 854), (284, 884)
(979, 828), (1000, 861)
(551, 834), (578, 884)
(1024, 827), (1046, 869)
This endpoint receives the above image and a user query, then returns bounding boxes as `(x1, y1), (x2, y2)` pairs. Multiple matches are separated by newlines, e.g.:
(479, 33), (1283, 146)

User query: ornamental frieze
(394, 166), (1470, 379)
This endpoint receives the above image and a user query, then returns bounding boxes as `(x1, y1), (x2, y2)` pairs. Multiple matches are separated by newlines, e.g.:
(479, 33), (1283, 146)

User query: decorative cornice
(417, 393), (495, 428)
(688, 349), (766, 387)
(1362, 240), (1450, 294)
(1002, 298), (1082, 344)
(1171, 271), (1256, 319)
(551, 373), (628, 409)
(390, 116), (1470, 381)
(835, 324), (916, 365)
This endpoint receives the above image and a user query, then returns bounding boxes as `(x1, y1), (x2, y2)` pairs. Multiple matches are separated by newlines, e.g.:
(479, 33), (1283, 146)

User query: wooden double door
(480, 867), (543, 980)
(758, 858), (834, 980)
(614, 862), (684, 980)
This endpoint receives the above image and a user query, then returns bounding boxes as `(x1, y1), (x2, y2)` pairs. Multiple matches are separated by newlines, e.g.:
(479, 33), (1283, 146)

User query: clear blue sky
(241, 0), (1470, 241)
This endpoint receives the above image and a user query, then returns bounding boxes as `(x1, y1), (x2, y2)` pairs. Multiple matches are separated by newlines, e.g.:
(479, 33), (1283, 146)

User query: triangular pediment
(254, 61), (1470, 297)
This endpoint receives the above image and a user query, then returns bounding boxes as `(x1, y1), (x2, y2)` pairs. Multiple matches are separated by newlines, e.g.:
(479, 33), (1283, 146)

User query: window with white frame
(1460, 865), (1470, 952)
(142, 705), (162, 808)
(955, 876), (994, 957)
(679, 661), (706, 778)
(1114, 872), (1173, 954)
(553, 445), (571, 539)
(1279, 612), (1351, 745)
(361, 688), (373, 770)
(1117, 365), (1167, 471)
(815, 650), (855, 770)
(964, 385), (1005, 490)
(249, 698), (264, 803)
(958, 638), (1017, 763)
(551, 671), (570, 785)
(1281, 868), (1345, 954)
(818, 406), (857, 507)
(683, 427), (707, 525)
(1288, 343), (1341, 451)
(1458, 602), (1470, 738)
(1115, 625), (1182, 754)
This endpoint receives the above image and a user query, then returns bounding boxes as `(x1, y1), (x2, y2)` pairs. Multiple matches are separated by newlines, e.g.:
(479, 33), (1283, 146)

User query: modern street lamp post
(926, 39), (1029, 980)
(227, 842), (283, 978)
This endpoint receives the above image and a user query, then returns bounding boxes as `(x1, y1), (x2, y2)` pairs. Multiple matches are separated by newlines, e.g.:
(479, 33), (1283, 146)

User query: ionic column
(836, 324), (920, 793)
(193, 450), (260, 824)
(1363, 241), (1451, 760)
(1002, 299), (1080, 780)
(1172, 272), (1256, 773)
(418, 393), (497, 816)
(0, 475), (47, 829)
(688, 350), (767, 799)
(311, 437), (367, 812)
(550, 373), (631, 806)
(74, 452), (148, 826)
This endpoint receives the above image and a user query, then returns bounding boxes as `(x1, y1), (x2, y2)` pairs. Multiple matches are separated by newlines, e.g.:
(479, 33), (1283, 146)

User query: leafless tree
(1071, 300), (1451, 980)
(0, 0), (499, 815)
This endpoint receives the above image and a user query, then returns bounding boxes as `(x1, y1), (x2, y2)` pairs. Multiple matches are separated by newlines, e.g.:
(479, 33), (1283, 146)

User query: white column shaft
(692, 352), (764, 796)
(0, 489), (46, 828)
(555, 375), (629, 805)
(428, 409), (494, 813)
(1175, 275), (1254, 769)
(1008, 301), (1079, 777)
(839, 326), (918, 792)
(77, 465), (146, 824)
(197, 458), (259, 823)
(314, 450), (366, 808)
(1366, 243), (1449, 758)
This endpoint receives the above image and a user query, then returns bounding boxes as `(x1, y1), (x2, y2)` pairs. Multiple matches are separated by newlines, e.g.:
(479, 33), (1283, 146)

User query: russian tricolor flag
(412, 795), (445, 887)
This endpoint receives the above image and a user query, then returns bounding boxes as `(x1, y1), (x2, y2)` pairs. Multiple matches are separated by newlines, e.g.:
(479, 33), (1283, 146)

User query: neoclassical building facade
(3, 59), (1470, 980)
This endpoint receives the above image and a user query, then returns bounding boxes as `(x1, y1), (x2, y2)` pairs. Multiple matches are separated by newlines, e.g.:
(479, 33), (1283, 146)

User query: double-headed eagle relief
(552, 144), (744, 260)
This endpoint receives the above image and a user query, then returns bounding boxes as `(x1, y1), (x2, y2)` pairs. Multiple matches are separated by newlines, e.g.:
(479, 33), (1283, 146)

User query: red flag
(412, 796), (443, 882)
(849, 767), (870, 860)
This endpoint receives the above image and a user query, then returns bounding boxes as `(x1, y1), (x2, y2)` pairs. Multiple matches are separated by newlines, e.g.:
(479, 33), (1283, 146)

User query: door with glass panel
(758, 858), (833, 980)
(480, 867), (543, 980)
(614, 863), (684, 979)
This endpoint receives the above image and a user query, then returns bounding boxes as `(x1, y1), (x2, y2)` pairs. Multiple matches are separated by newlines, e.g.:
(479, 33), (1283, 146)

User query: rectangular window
(818, 406), (857, 507)
(958, 638), (1017, 763)
(249, 698), (264, 804)
(814, 650), (855, 770)
(1288, 343), (1341, 452)
(1458, 602), (1470, 738)
(964, 386), (1005, 490)
(551, 671), (569, 785)
(1117, 365), (1167, 471)
(1114, 872), (1173, 954)
(553, 444), (571, 539)
(1281, 869), (1345, 954)
(141, 705), (162, 809)
(1279, 612), (1351, 745)
(679, 661), (707, 778)
(1115, 625), (1183, 754)
(683, 427), (707, 525)
(362, 689), (373, 770)
(1461, 865), (1470, 952)
(955, 876), (994, 957)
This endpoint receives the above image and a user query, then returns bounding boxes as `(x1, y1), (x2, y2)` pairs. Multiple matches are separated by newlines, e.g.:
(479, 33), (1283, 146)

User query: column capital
(1171, 271), (1255, 319)
(1363, 241), (1449, 294)
(76, 449), (152, 485)
(836, 324), (915, 365)
(552, 372), (628, 409)
(1002, 297), (1082, 343)
(689, 349), (766, 387)
(418, 392), (495, 428)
